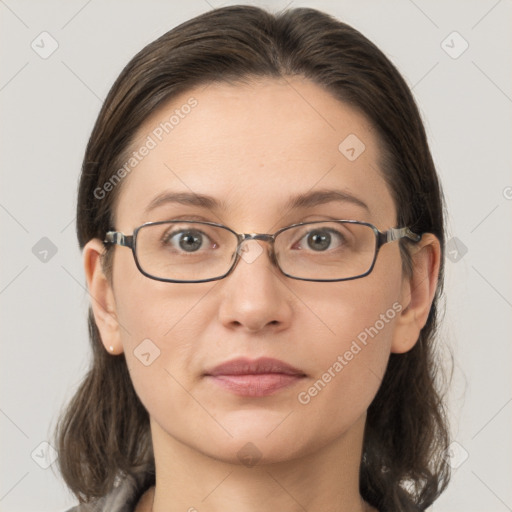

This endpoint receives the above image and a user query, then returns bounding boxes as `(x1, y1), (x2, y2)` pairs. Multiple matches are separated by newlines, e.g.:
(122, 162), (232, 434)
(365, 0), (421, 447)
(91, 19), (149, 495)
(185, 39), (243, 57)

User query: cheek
(293, 252), (403, 407)
(112, 253), (218, 411)
(298, 289), (399, 406)
(112, 248), (215, 343)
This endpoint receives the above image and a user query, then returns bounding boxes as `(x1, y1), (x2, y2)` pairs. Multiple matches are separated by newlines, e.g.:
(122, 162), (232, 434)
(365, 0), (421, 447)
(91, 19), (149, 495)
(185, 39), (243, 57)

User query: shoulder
(61, 463), (155, 512)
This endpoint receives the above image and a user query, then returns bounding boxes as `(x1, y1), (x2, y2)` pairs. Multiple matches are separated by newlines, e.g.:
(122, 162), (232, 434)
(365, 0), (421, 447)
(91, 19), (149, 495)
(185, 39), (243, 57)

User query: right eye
(161, 229), (215, 253)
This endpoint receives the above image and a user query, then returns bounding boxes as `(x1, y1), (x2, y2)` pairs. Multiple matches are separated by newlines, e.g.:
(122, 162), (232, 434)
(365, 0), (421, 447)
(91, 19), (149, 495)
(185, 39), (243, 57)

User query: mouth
(203, 357), (307, 397)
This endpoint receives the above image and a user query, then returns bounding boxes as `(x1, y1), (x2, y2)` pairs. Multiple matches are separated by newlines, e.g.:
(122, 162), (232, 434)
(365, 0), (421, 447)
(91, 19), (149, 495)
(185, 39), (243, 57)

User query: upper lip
(204, 357), (306, 377)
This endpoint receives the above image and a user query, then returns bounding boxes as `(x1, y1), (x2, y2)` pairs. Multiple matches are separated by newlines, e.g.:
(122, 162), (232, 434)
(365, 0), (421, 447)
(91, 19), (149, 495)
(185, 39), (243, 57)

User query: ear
(83, 238), (123, 355)
(391, 233), (441, 354)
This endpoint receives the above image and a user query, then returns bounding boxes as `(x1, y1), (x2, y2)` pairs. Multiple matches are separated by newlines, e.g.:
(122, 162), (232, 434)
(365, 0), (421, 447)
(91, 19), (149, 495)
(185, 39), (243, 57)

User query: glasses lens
(135, 222), (238, 281)
(275, 221), (377, 280)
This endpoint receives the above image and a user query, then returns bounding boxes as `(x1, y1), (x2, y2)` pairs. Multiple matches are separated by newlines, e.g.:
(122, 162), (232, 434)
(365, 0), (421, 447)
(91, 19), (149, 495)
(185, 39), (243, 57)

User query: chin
(203, 439), (304, 468)
(194, 421), (310, 466)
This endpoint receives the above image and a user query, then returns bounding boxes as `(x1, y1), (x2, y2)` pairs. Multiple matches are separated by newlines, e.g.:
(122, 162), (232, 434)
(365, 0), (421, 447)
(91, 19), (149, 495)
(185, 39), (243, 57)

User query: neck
(146, 414), (375, 512)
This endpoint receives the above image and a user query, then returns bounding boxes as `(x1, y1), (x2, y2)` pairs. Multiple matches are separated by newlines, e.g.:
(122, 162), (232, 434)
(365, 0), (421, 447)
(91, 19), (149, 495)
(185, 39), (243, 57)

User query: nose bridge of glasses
(235, 233), (278, 266)
(238, 233), (276, 256)
(240, 233), (275, 243)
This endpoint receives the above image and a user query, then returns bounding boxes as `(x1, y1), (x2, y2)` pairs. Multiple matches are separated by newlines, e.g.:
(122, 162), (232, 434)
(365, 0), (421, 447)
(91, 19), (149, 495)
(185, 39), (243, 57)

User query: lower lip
(206, 373), (305, 397)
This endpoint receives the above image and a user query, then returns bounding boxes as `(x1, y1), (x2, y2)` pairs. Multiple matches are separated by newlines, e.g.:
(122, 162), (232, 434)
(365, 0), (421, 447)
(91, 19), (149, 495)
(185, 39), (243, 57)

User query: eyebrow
(284, 189), (369, 212)
(144, 191), (224, 214)
(143, 188), (369, 214)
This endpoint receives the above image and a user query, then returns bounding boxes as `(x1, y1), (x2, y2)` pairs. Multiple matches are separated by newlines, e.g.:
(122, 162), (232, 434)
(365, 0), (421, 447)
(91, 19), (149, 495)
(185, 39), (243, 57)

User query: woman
(56, 5), (450, 511)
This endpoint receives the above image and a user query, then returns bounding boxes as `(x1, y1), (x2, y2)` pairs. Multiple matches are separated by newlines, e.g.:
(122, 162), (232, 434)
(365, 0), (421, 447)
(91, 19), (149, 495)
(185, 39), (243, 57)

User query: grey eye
(164, 230), (207, 252)
(306, 230), (332, 251)
(297, 228), (346, 252)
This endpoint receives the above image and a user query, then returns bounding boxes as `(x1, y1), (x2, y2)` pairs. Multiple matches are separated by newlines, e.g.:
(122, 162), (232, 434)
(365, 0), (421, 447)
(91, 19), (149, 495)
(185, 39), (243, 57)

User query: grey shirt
(64, 466), (155, 512)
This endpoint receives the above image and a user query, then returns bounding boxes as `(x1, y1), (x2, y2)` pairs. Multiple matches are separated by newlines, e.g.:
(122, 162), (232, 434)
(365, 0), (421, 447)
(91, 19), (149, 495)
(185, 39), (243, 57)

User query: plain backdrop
(1, 1), (511, 511)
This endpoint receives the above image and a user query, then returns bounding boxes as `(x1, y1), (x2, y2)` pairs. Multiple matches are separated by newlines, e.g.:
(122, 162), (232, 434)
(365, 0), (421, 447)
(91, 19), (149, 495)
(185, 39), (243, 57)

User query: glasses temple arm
(104, 231), (134, 248)
(383, 227), (422, 244)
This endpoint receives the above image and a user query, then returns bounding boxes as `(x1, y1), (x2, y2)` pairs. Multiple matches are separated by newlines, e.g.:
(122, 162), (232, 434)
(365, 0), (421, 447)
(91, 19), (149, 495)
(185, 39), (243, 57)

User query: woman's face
(102, 77), (411, 464)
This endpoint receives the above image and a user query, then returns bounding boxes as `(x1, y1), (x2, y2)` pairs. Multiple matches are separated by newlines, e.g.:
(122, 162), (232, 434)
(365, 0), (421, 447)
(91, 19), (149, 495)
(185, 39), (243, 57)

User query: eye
(295, 228), (347, 252)
(162, 229), (213, 253)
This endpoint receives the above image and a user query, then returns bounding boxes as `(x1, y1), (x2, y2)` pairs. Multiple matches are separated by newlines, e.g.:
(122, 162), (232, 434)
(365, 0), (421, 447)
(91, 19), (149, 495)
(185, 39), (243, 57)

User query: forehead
(114, 77), (395, 230)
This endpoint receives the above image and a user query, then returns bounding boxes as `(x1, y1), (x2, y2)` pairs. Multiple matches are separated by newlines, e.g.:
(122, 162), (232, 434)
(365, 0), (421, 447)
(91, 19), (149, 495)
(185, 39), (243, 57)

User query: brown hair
(54, 5), (451, 511)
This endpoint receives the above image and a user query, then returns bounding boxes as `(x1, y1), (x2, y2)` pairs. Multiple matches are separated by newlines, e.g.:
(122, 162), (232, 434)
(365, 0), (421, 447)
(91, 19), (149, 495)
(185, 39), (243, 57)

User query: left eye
(296, 229), (346, 251)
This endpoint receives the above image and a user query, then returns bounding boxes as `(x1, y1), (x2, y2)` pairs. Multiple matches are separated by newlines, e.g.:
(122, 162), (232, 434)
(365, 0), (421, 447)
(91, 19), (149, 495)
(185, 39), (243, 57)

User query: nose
(217, 239), (293, 333)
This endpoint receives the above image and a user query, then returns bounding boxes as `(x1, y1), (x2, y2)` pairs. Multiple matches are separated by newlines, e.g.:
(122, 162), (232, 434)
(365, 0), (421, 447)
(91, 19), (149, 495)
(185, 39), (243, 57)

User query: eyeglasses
(104, 220), (421, 283)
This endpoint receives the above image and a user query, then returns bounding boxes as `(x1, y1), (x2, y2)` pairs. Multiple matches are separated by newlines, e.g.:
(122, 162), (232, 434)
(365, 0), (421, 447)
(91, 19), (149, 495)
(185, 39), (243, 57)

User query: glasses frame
(103, 219), (422, 283)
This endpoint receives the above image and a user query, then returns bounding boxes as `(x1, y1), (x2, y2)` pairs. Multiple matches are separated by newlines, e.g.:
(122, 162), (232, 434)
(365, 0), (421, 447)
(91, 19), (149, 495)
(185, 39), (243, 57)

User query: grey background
(1, 0), (511, 511)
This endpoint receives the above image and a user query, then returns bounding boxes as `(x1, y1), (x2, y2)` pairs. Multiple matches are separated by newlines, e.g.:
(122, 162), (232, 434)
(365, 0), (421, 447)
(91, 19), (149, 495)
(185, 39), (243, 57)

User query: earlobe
(391, 233), (441, 354)
(83, 239), (123, 355)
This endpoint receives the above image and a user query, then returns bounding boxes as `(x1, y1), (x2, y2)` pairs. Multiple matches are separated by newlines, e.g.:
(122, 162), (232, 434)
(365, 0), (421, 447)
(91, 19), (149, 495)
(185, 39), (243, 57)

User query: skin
(84, 77), (441, 512)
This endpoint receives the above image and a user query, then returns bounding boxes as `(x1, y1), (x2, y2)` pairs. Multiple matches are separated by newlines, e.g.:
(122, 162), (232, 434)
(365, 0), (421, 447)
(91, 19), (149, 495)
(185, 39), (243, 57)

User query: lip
(204, 357), (306, 377)
(204, 357), (307, 397)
